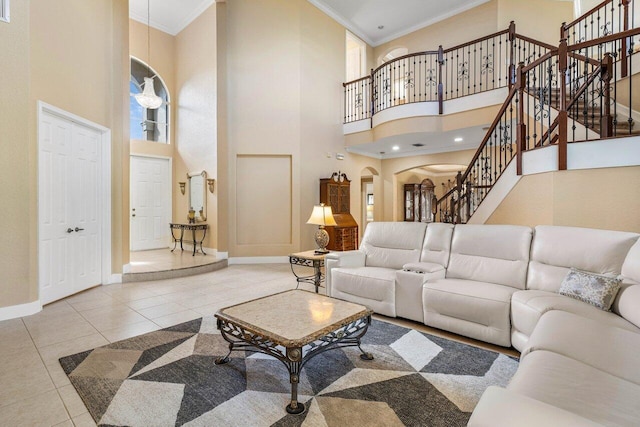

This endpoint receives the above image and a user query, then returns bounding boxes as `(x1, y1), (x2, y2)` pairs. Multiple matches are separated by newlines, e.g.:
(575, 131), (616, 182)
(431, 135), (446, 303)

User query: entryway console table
(169, 223), (208, 256)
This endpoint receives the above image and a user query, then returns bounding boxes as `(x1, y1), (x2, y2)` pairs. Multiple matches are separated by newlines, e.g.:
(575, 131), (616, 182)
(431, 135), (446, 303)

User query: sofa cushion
(331, 267), (396, 317)
(527, 225), (639, 292)
(423, 279), (517, 347)
(446, 224), (532, 290)
(469, 386), (602, 427)
(510, 289), (638, 352)
(420, 222), (454, 267)
(615, 240), (640, 328)
(360, 222), (426, 269)
(522, 310), (640, 385)
(558, 268), (621, 311)
(509, 350), (640, 426)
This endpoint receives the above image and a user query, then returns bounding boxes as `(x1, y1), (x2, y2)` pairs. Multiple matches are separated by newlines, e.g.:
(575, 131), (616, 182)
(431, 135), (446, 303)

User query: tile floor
(0, 263), (518, 426)
(129, 248), (219, 273)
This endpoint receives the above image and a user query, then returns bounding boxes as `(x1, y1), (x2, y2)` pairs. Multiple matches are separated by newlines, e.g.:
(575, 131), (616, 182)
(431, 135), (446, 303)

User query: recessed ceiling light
(392, 145), (400, 151)
(454, 137), (463, 142)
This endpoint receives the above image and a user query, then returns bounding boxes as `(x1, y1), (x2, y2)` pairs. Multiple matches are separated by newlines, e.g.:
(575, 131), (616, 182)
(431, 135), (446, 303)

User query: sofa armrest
(468, 387), (603, 427)
(325, 250), (366, 296)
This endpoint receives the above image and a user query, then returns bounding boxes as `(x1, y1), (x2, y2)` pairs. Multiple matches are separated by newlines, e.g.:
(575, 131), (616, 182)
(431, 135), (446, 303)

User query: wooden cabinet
(320, 172), (358, 251)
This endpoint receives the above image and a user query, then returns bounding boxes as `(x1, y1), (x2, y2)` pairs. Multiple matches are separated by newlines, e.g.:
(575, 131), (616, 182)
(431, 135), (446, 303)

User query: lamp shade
(306, 204), (337, 226)
(135, 77), (163, 109)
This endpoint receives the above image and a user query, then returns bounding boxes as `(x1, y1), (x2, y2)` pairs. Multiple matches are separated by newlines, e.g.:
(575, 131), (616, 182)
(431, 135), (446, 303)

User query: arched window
(130, 57), (170, 143)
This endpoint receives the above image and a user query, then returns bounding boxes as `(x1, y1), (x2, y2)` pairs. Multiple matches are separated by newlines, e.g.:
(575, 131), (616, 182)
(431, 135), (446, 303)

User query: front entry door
(130, 156), (170, 251)
(39, 111), (102, 304)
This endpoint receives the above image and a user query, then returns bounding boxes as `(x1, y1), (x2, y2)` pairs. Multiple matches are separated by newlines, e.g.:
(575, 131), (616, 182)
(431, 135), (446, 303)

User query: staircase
(435, 0), (640, 224)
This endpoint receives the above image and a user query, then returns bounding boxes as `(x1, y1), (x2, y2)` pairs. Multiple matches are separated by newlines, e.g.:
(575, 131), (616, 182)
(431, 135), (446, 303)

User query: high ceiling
(129, 0), (215, 36)
(308, 0), (491, 46)
(131, 0), (491, 43)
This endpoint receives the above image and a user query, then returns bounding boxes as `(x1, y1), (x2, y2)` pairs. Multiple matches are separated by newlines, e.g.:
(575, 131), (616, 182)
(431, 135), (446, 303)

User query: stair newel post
(560, 22), (567, 44)
(621, 0), (630, 78)
(508, 21), (516, 89)
(600, 52), (614, 137)
(455, 171), (462, 224)
(516, 62), (526, 176)
(558, 38), (568, 170)
(438, 45), (444, 115)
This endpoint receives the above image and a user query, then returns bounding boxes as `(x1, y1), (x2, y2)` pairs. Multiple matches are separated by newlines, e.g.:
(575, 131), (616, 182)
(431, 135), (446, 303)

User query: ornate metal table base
(169, 223), (208, 256)
(289, 251), (326, 293)
(215, 315), (373, 414)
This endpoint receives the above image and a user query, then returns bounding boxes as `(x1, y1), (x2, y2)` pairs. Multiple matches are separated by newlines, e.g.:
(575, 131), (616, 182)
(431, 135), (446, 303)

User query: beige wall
(30, 0), (129, 278)
(497, 0), (572, 45)
(0, 0), (128, 310)
(487, 166), (640, 232)
(175, 5), (218, 249)
(0, 0), (31, 307)
(226, 0), (380, 256)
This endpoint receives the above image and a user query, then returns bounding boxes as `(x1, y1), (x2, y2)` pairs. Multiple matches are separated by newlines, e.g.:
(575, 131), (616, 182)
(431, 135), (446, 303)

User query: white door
(39, 112), (102, 304)
(130, 156), (170, 251)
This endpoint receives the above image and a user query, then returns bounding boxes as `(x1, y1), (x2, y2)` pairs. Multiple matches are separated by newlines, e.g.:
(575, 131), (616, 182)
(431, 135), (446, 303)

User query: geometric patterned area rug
(59, 316), (518, 426)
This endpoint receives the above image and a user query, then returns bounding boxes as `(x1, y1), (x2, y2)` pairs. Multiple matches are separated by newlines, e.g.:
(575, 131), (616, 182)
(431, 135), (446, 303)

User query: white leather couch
(326, 222), (640, 426)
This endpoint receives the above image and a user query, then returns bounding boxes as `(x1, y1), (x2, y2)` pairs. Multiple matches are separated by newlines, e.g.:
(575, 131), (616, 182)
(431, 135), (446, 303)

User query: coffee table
(214, 290), (374, 414)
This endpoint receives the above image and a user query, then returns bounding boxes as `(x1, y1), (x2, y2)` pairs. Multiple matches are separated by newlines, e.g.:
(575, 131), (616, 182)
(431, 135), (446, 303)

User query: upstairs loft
(343, 1), (640, 161)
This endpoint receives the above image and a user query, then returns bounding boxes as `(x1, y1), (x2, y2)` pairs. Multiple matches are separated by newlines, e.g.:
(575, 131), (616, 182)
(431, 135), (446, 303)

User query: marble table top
(216, 290), (372, 347)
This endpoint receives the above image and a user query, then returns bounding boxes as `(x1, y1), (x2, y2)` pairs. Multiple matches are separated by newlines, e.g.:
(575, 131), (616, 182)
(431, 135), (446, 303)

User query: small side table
(288, 250), (326, 293)
(169, 223), (208, 256)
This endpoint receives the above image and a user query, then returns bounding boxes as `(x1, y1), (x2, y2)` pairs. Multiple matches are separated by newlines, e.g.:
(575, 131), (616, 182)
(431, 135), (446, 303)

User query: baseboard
(109, 274), (123, 284)
(122, 263), (131, 274)
(229, 256), (288, 264)
(0, 300), (42, 321)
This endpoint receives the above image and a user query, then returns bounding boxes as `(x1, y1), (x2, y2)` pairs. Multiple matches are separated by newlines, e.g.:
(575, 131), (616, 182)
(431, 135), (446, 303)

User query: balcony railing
(343, 22), (559, 124)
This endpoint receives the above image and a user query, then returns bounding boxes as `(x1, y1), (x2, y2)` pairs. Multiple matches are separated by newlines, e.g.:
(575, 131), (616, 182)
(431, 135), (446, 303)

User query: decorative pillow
(559, 268), (622, 311)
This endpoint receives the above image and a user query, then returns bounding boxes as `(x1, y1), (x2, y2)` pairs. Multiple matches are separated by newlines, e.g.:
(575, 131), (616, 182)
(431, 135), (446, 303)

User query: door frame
(129, 154), (173, 251)
(37, 101), (112, 291)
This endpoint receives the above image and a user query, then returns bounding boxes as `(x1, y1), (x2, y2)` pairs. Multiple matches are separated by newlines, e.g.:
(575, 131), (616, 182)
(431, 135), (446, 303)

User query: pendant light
(135, 0), (163, 110)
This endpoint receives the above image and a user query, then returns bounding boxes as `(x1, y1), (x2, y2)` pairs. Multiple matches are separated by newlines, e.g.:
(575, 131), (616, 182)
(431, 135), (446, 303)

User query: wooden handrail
(514, 33), (556, 50)
(342, 76), (371, 87)
(569, 26), (640, 51)
(371, 50), (439, 75)
(443, 29), (510, 53)
(460, 86), (518, 183)
(521, 50), (558, 73)
(562, 0), (616, 30)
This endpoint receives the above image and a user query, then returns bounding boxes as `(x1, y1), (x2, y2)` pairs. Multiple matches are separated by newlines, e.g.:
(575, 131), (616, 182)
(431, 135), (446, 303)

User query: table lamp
(306, 203), (337, 254)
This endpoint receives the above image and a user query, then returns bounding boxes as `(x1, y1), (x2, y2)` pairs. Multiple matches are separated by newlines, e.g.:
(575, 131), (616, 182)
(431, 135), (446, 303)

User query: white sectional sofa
(325, 222), (640, 426)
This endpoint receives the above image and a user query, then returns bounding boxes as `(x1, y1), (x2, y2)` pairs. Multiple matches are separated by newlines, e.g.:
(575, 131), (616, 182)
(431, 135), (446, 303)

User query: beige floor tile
(78, 306), (149, 332)
(25, 314), (99, 349)
(137, 302), (189, 319)
(0, 319), (35, 358)
(100, 287), (159, 302)
(176, 292), (228, 309)
(65, 291), (121, 312)
(71, 411), (97, 427)
(53, 420), (74, 427)
(125, 294), (172, 310)
(57, 385), (88, 418)
(0, 346), (55, 408)
(100, 320), (161, 343)
(46, 361), (72, 388)
(38, 333), (109, 367)
(153, 309), (202, 328)
(0, 389), (69, 427)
